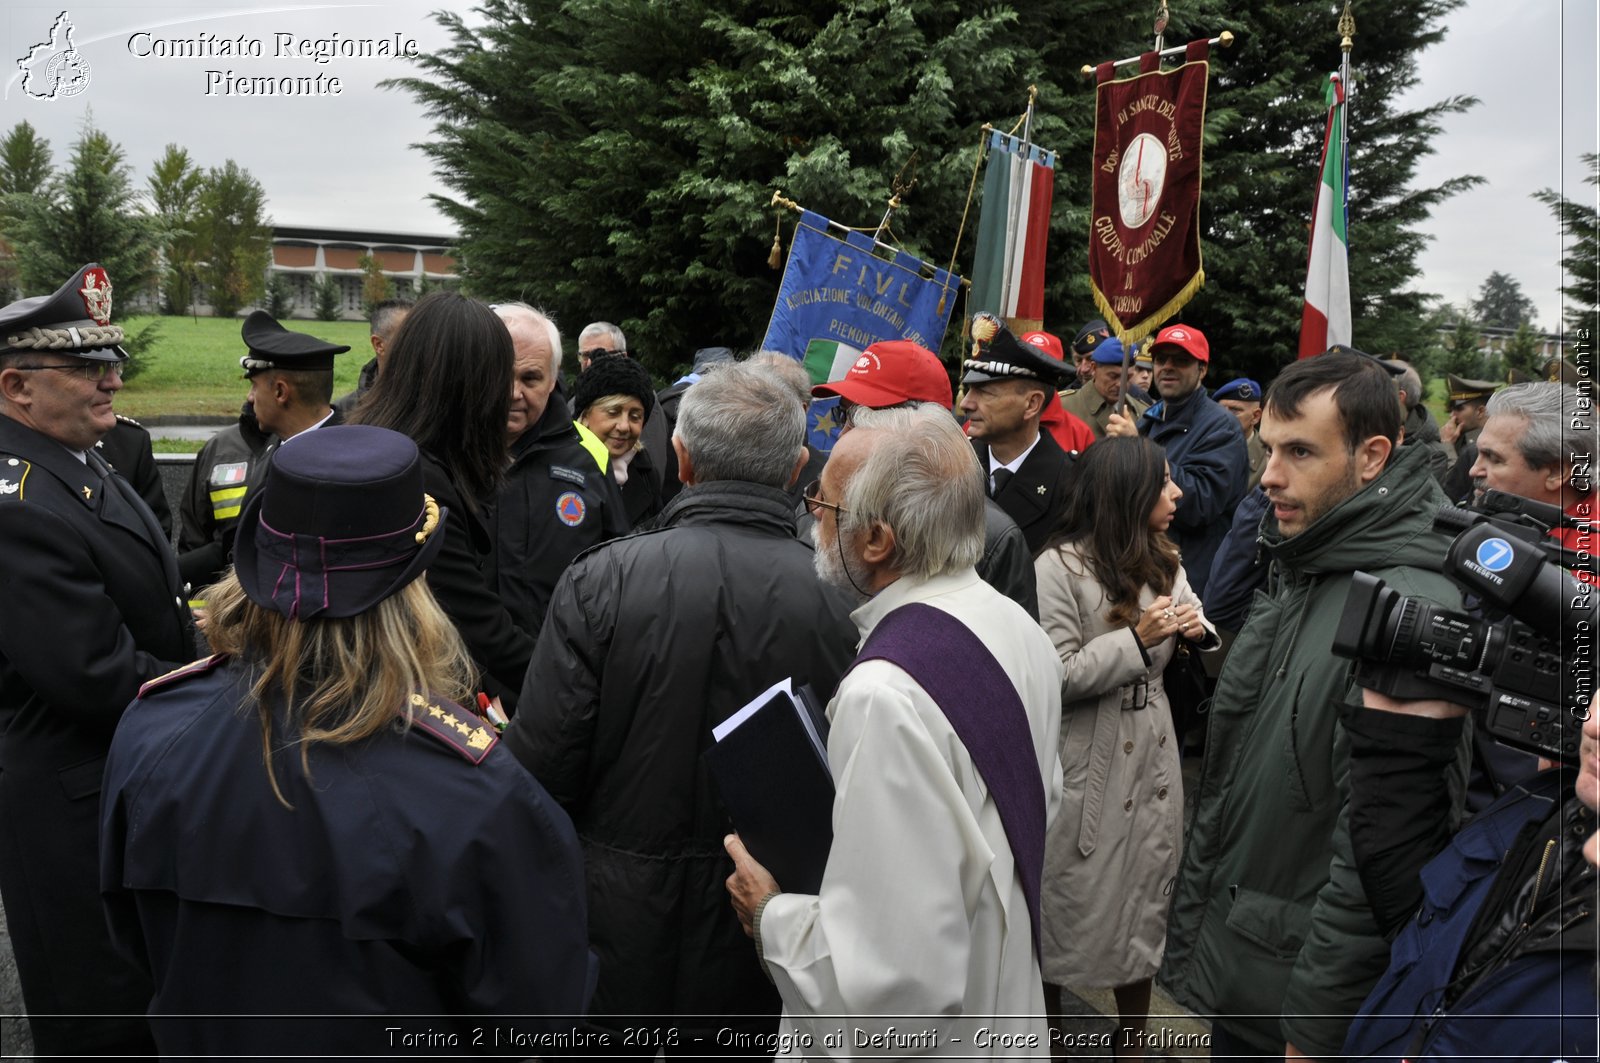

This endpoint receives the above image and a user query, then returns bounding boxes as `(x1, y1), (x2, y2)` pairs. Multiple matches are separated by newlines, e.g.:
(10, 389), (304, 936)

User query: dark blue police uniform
(102, 654), (597, 1058)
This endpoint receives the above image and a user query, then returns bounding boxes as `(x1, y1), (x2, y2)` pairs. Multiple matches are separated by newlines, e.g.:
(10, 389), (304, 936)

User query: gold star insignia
(454, 720), (472, 736)
(467, 727), (493, 751)
(428, 705), (446, 719)
(813, 407), (840, 436)
(82, 486), (93, 500)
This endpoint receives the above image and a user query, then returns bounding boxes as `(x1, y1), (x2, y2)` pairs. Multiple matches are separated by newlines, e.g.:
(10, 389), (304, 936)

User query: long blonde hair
(202, 572), (476, 808)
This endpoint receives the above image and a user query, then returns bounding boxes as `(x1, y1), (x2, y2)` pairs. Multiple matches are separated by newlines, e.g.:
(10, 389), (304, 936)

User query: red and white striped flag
(1299, 72), (1351, 358)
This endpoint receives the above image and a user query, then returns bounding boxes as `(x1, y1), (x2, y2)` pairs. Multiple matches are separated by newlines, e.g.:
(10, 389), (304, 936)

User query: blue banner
(761, 211), (961, 450)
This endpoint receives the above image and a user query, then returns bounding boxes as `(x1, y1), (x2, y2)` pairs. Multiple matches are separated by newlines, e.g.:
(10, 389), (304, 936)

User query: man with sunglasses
(0, 265), (193, 1057)
(1440, 372), (1499, 504)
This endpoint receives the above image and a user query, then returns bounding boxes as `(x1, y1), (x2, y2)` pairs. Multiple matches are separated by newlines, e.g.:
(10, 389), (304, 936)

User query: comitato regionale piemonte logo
(17, 11), (92, 100)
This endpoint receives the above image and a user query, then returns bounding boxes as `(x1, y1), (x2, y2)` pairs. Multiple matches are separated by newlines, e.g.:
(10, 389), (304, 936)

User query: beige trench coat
(1033, 541), (1215, 987)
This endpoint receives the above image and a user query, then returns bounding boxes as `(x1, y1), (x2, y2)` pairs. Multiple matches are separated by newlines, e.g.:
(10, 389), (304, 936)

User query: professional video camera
(1333, 490), (1595, 765)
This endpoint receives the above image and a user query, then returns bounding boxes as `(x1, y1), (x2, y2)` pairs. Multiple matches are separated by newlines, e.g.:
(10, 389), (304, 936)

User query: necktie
(990, 468), (1013, 498)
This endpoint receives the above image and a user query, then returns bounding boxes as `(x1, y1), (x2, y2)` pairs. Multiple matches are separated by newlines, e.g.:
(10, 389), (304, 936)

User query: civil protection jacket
(1138, 390), (1249, 598)
(504, 481), (858, 1030)
(1161, 443), (1467, 1058)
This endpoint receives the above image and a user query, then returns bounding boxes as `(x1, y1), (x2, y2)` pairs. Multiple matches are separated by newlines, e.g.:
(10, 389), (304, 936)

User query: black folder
(705, 679), (834, 895)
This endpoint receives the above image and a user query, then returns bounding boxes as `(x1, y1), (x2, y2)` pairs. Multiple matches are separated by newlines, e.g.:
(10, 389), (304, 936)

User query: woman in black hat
(352, 291), (532, 703)
(100, 424), (593, 1057)
(571, 355), (664, 528)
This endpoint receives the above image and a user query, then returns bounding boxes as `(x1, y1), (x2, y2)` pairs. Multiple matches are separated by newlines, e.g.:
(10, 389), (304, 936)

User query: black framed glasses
(802, 479), (847, 518)
(11, 361), (123, 382)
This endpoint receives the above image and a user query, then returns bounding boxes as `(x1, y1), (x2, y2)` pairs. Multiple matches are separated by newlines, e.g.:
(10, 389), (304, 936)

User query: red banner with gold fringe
(1088, 39), (1210, 345)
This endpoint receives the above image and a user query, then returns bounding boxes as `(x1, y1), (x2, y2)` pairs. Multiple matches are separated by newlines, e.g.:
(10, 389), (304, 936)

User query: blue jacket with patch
(1139, 390), (1249, 598)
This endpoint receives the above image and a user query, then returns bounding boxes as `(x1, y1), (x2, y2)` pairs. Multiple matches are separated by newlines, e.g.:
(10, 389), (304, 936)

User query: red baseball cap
(811, 340), (953, 409)
(1020, 330), (1065, 361)
(1149, 324), (1210, 364)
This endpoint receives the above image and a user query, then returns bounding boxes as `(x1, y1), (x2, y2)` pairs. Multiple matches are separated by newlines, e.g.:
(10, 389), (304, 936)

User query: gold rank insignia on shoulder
(408, 692), (497, 764)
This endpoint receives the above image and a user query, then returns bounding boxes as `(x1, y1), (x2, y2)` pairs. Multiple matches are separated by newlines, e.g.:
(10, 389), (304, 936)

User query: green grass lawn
(117, 315), (372, 420)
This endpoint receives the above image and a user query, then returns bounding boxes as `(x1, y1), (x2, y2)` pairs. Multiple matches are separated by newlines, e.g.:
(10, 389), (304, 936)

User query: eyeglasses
(581, 347), (625, 361)
(802, 479), (848, 518)
(11, 361), (124, 382)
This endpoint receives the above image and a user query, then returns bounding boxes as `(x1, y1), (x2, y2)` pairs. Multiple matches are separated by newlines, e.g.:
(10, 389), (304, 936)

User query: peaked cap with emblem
(234, 424), (448, 620)
(963, 313), (1074, 388)
(1543, 357), (1581, 386)
(0, 263), (126, 362)
(239, 310), (350, 376)
(1446, 372), (1500, 405)
(1318, 343), (1405, 376)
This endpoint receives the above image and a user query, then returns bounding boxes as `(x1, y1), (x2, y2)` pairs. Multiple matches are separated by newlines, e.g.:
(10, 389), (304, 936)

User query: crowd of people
(0, 261), (1594, 1060)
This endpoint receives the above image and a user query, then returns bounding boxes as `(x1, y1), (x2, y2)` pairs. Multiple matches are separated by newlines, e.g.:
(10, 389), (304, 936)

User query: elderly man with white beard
(727, 405), (1063, 1059)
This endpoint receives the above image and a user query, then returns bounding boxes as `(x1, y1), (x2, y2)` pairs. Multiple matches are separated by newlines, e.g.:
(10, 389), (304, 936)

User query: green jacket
(1161, 442), (1467, 1058)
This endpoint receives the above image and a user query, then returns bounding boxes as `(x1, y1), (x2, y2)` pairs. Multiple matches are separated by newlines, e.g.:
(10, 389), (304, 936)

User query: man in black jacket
(494, 302), (628, 643)
(959, 315), (1078, 555)
(504, 361), (857, 1050)
(0, 264), (193, 1057)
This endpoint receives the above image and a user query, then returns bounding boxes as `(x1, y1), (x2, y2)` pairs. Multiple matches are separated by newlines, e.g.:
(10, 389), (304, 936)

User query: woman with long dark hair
(1034, 436), (1217, 1059)
(100, 426), (592, 1057)
(353, 291), (532, 700)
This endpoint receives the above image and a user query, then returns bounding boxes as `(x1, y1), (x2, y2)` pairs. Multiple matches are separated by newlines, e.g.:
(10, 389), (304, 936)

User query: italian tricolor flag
(1299, 72), (1351, 359)
(803, 339), (861, 386)
(970, 130), (1054, 333)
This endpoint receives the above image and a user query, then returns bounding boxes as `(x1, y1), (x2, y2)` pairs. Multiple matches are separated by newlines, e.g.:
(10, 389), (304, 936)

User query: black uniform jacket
(98, 414), (172, 538)
(498, 400), (629, 644)
(972, 429), (1078, 556)
(101, 655), (595, 1058)
(176, 407), (275, 590)
(0, 413), (192, 1052)
(505, 481), (858, 1032)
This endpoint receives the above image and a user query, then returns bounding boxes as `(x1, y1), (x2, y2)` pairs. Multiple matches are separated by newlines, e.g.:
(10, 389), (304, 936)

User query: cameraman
(1341, 687), (1597, 1062)
(1467, 381), (1595, 582)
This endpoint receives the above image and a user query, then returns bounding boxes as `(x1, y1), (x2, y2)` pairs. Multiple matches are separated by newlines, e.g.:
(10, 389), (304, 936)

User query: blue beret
(1090, 338), (1127, 365)
(1213, 378), (1262, 402)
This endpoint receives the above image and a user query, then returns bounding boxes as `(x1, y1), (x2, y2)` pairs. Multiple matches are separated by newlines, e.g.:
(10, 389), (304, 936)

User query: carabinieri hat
(963, 313), (1075, 388)
(233, 424), (449, 620)
(1212, 378), (1263, 402)
(0, 263), (126, 362)
(239, 310), (350, 376)
(1321, 343), (1405, 376)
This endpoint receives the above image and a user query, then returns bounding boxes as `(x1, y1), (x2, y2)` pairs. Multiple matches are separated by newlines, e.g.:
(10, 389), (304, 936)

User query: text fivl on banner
(1089, 40), (1211, 345)
(761, 210), (960, 451)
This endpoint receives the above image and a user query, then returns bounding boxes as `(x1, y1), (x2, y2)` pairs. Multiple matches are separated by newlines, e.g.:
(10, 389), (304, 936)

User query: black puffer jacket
(505, 481), (858, 1032)
(497, 401), (629, 644)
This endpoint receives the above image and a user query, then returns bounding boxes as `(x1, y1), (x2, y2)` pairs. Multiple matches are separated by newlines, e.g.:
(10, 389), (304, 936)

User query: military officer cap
(1446, 372), (1499, 407)
(1506, 368), (1536, 385)
(1318, 343), (1405, 376)
(239, 310), (350, 376)
(1072, 318), (1111, 356)
(1543, 357), (1582, 386)
(0, 263), (126, 362)
(963, 313), (1074, 388)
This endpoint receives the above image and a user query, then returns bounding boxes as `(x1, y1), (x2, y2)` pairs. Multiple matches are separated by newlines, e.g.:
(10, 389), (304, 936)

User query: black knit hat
(571, 355), (656, 422)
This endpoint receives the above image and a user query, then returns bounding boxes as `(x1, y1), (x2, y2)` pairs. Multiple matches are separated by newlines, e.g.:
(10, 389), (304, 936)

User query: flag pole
(1338, 1), (1355, 242)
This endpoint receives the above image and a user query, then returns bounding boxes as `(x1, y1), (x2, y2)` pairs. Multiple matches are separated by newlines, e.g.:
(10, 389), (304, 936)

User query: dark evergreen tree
(0, 121), (54, 302)
(312, 274), (342, 321)
(197, 160), (273, 318)
(1470, 269), (1537, 330)
(1534, 153), (1598, 374)
(391, 0), (1476, 382)
(7, 119), (160, 297)
(147, 144), (206, 315)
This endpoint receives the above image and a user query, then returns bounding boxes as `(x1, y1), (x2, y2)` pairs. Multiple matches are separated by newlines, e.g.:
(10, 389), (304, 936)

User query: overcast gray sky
(2, 0), (1596, 330)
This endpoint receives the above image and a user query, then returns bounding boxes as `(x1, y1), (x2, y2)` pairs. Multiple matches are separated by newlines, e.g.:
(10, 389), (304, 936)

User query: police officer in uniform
(1441, 373), (1499, 504)
(1060, 337), (1151, 439)
(99, 412), (173, 538)
(0, 264), (193, 1058)
(101, 425), (595, 1057)
(176, 311), (348, 592)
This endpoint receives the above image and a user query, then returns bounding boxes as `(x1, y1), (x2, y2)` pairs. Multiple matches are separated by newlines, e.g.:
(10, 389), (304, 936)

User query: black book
(705, 677), (834, 895)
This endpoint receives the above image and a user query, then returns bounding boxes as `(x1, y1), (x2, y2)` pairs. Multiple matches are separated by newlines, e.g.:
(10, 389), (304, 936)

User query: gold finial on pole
(770, 191), (801, 213)
(1338, 1), (1356, 53)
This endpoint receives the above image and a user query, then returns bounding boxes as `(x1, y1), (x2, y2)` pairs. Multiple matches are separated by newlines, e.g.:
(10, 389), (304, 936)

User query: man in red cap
(1106, 323), (1248, 597)
(811, 339), (1039, 617)
(1020, 330), (1097, 454)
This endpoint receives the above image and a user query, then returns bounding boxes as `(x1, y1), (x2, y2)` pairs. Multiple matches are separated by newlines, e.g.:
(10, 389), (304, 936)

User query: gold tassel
(415, 494), (440, 544)
(768, 211), (783, 270)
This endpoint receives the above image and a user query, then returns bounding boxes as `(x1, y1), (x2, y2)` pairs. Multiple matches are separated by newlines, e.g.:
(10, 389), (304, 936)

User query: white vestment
(758, 569), (1063, 1058)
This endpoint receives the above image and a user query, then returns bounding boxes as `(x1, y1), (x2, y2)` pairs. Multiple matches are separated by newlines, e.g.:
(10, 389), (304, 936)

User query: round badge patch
(555, 491), (586, 527)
